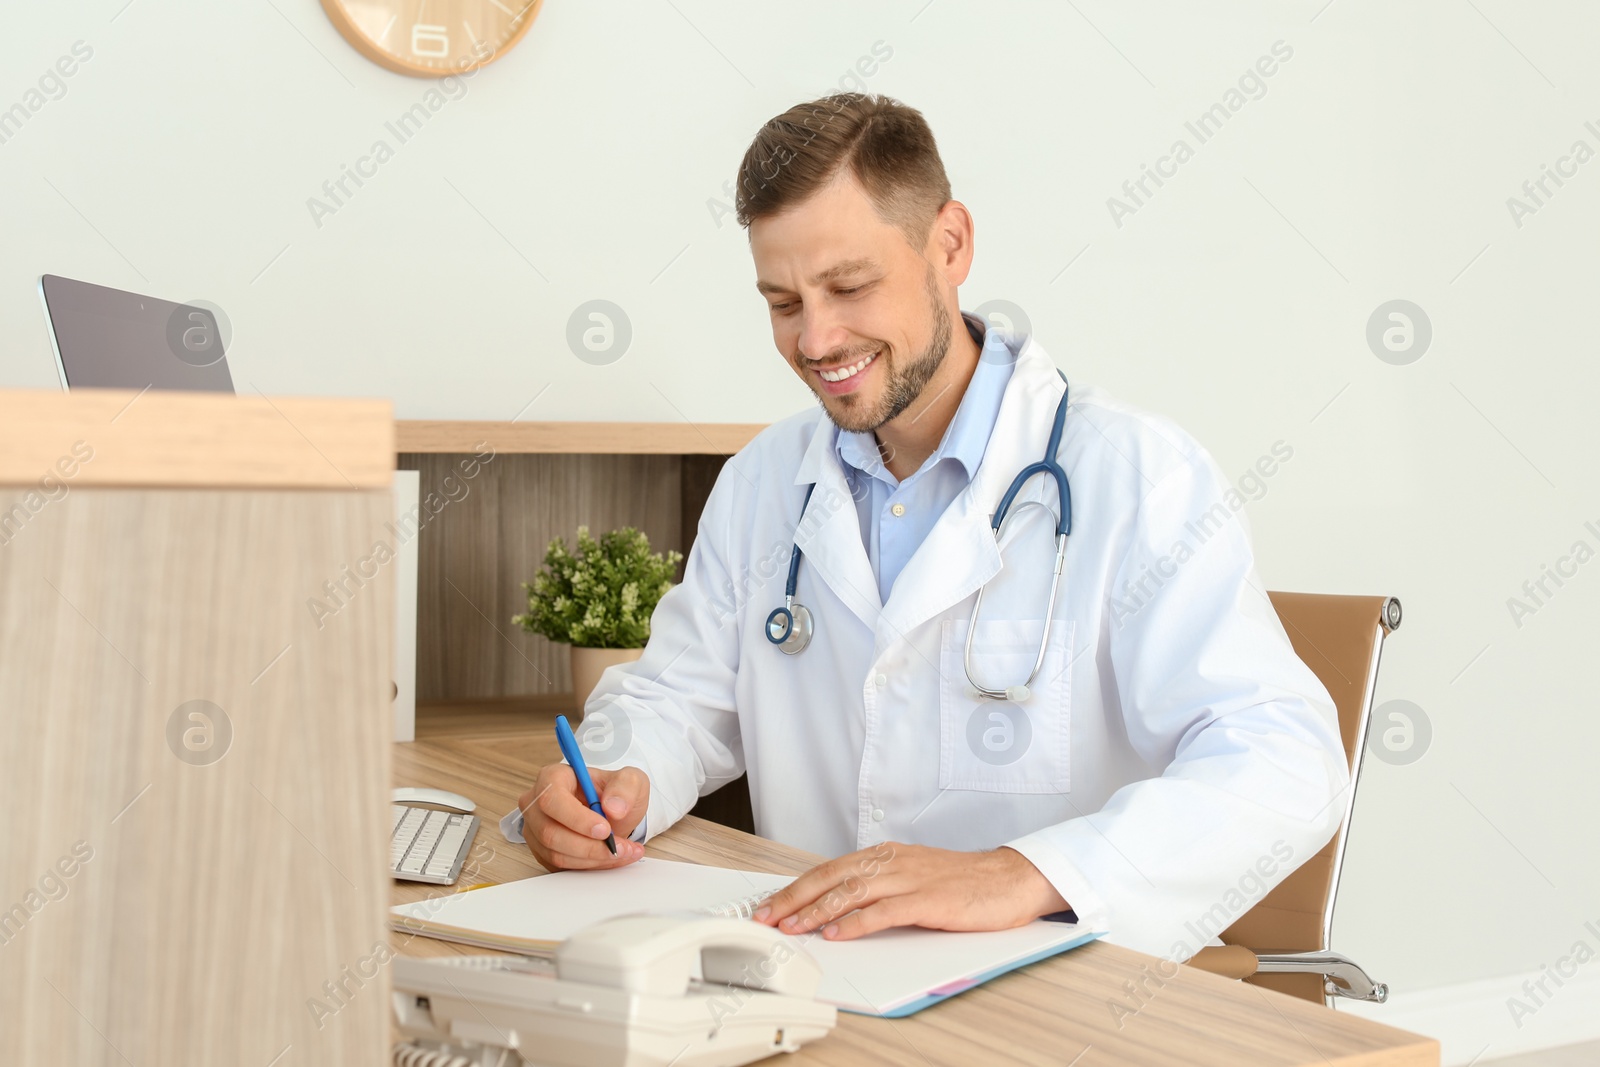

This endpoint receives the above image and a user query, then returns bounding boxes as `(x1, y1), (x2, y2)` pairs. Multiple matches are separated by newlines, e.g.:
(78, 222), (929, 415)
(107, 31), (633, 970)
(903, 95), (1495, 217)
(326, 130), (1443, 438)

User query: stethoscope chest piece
(765, 601), (813, 655)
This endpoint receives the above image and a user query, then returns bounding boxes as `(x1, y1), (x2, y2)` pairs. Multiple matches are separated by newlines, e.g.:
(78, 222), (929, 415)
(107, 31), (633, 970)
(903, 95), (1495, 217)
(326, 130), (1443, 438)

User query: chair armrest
(1183, 945), (1259, 980)
(1254, 951), (1389, 1003)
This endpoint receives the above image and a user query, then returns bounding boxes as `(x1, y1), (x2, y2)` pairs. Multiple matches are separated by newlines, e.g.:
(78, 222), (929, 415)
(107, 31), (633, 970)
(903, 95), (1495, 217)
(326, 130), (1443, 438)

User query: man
(505, 93), (1349, 960)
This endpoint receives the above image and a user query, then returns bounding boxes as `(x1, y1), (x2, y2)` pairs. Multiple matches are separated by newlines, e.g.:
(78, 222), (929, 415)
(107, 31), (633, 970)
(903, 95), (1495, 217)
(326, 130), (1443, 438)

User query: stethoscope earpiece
(966, 684), (1033, 702)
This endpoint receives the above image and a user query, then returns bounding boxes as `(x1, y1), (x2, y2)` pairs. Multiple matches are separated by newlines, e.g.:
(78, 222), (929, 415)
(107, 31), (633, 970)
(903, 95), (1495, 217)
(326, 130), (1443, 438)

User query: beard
(816, 264), (953, 435)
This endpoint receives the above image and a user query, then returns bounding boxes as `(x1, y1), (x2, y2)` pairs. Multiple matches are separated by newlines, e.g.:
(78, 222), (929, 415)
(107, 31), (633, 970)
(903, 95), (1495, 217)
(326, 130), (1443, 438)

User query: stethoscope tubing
(767, 373), (1072, 701)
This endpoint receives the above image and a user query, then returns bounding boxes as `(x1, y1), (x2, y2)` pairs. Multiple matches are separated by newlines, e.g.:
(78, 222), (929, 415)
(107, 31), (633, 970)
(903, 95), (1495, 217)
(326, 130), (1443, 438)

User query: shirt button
(871, 808), (886, 822)
(874, 673), (887, 687)
(890, 503), (906, 517)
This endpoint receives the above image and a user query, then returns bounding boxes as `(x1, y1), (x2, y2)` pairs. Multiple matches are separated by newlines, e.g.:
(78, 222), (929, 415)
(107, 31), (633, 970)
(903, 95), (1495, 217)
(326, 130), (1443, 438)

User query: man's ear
(926, 199), (975, 286)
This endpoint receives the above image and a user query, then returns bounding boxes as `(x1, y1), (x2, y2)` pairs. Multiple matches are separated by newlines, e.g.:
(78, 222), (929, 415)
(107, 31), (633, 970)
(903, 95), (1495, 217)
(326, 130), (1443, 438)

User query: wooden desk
(392, 704), (1439, 1067)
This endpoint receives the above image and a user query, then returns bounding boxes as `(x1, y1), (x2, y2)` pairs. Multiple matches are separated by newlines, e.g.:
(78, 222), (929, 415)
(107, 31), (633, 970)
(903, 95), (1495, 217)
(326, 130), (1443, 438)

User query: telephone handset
(557, 914), (821, 997)
(392, 915), (836, 1067)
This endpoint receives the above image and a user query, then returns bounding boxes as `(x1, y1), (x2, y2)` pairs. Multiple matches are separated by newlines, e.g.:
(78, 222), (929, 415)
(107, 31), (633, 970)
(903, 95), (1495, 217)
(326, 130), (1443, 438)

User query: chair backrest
(1225, 591), (1400, 1002)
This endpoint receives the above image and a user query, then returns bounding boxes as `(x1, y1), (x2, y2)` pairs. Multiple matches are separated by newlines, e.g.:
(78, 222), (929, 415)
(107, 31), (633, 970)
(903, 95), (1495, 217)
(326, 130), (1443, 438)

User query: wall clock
(322, 0), (544, 78)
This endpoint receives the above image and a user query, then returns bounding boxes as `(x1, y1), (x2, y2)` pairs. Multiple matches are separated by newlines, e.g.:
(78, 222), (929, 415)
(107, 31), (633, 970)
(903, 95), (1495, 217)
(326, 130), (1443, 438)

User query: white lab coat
(578, 331), (1349, 961)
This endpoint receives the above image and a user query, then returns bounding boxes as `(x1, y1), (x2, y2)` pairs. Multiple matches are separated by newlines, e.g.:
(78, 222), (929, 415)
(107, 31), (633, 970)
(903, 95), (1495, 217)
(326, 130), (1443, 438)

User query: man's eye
(770, 302), (795, 313)
(837, 286), (861, 296)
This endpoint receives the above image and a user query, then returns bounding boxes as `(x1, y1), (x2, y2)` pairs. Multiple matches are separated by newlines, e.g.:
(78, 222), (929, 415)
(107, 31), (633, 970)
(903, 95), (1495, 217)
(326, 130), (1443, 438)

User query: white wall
(5, 0), (1597, 1056)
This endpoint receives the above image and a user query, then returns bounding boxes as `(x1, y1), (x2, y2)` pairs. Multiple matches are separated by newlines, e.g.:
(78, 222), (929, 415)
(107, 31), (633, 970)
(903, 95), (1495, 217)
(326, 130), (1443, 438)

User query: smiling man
(506, 92), (1350, 960)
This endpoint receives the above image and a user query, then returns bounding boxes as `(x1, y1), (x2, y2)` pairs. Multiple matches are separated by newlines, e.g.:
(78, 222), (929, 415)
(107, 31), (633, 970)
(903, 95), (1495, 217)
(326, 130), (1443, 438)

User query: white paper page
(798, 923), (1093, 1015)
(392, 858), (1097, 1015)
(394, 858), (789, 942)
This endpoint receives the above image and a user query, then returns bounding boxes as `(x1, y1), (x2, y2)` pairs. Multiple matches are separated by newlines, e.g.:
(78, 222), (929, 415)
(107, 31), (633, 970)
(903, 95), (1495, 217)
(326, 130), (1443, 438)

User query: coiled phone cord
(392, 1043), (480, 1067)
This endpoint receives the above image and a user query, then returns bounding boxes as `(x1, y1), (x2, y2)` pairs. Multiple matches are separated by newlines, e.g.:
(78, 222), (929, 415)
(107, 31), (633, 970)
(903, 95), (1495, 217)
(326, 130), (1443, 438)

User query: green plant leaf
(514, 525), (684, 648)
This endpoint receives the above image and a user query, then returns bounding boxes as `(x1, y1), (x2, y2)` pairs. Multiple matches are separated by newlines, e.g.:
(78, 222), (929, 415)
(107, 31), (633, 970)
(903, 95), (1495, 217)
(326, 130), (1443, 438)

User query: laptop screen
(40, 274), (235, 393)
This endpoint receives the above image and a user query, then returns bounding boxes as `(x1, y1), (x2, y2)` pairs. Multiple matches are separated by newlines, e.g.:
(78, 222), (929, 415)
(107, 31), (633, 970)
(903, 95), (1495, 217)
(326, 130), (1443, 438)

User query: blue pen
(555, 714), (616, 856)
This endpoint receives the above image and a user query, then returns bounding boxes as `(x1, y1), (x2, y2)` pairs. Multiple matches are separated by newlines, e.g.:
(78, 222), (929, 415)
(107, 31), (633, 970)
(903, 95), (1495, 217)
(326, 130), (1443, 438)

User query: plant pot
(569, 646), (643, 716)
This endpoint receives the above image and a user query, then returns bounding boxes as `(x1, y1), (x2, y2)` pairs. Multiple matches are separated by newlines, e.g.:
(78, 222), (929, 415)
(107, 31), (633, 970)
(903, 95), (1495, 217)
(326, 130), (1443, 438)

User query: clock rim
(320, 0), (545, 78)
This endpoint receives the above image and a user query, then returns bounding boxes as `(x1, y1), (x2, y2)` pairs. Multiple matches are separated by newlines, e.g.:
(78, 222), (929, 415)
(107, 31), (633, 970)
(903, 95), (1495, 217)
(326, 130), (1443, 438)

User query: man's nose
(796, 302), (849, 365)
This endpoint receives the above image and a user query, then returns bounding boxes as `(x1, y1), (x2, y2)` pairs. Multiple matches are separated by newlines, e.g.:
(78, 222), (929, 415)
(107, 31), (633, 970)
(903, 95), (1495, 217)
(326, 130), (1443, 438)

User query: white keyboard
(391, 804), (479, 885)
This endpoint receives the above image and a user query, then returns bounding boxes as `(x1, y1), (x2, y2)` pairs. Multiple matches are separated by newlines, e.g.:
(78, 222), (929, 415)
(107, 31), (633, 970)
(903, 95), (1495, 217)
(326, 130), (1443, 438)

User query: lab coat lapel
(875, 479), (1001, 648)
(790, 416), (884, 634)
(877, 338), (1068, 642)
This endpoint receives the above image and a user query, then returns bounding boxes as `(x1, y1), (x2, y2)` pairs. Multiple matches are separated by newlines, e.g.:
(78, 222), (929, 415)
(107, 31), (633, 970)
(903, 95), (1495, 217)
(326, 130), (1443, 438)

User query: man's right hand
(517, 763), (650, 871)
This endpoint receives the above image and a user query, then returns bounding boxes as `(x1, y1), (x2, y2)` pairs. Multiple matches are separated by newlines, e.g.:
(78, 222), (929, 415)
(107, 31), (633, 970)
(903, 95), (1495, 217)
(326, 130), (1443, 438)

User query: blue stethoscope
(765, 372), (1073, 702)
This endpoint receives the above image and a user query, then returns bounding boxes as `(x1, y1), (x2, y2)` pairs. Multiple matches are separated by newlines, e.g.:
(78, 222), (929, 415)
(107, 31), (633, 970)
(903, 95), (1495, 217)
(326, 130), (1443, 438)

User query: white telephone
(391, 915), (837, 1067)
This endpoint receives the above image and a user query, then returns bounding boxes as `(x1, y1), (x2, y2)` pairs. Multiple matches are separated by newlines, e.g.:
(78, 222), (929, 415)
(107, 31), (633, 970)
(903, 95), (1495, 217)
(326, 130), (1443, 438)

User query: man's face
(750, 171), (952, 434)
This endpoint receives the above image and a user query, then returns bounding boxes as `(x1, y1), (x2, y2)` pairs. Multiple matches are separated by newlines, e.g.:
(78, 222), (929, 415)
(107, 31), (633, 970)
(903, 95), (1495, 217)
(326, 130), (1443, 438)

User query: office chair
(1183, 592), (1402, 1007)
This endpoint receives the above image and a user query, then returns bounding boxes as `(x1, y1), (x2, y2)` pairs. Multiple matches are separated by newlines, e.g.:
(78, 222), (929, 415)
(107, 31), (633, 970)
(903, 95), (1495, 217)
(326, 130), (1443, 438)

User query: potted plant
(512, 526), (682, 713)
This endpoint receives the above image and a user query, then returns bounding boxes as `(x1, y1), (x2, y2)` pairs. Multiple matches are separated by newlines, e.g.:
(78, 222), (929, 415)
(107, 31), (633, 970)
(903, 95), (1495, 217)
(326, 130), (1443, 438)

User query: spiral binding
(394, 1042), (520, 1067)
(423, 953), (551, 973)
(702, 891), (772, 920)
(392, 1044), (475, 1067)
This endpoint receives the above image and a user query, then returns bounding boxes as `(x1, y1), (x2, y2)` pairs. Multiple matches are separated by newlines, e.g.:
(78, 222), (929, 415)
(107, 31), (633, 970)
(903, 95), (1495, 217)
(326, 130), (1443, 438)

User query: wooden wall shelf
(396, 420), (766, 455)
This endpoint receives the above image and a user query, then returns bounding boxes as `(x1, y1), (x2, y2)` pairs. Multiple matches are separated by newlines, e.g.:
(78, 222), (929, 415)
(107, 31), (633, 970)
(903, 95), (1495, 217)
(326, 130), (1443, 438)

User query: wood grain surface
(390, 704), (1440, 1067)
(1, 486), (395, 1066)
(395, 452), (682, 701)
(0, 387), (393, 489)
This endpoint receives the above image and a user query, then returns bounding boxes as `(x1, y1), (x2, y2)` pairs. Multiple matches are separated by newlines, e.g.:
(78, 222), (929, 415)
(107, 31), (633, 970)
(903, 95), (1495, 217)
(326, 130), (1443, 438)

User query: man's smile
(814, 348), (880, 395)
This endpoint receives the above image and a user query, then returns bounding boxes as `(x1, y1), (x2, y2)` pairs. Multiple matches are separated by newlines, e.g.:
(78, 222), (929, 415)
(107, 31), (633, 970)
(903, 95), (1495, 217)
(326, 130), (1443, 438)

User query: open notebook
(391, 858), (1104, 1017)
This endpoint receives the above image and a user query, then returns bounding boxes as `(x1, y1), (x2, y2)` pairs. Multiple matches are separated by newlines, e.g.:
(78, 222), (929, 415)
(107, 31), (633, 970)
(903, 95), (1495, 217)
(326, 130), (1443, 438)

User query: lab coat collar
(878, 331), (1068, 641)
(788, 322), (1068, 645)
(789, 370), (886, 628)
(967, 332), (1069, 520)
(790, 435), (885, 630)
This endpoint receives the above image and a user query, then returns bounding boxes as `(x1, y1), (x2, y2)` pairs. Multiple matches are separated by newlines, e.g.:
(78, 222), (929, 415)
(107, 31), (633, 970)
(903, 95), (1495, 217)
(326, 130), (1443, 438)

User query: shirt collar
(834, 310), (1015, 484)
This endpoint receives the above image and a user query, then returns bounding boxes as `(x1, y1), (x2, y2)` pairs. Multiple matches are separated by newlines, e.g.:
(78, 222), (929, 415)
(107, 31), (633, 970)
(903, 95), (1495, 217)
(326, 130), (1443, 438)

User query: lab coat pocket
(938, 616), (1073, 793)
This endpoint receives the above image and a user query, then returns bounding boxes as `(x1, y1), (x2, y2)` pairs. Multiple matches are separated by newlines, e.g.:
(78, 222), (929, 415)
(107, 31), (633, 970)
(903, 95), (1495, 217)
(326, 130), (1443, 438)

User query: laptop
(39, 274), (234, 392)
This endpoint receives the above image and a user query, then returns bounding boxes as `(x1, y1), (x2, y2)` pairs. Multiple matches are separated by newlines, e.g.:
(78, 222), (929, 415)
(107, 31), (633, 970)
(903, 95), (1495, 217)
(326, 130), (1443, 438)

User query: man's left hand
(752, 843), (1068, 941)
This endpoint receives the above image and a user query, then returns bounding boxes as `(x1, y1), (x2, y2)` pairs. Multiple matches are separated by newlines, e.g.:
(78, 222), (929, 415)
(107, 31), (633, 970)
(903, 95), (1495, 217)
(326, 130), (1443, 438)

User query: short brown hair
(735, 93), (952, 248)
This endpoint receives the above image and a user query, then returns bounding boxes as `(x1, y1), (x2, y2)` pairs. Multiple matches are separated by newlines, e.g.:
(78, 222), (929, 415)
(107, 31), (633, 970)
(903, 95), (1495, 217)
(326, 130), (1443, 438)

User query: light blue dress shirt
(834, 311), (1016, 604)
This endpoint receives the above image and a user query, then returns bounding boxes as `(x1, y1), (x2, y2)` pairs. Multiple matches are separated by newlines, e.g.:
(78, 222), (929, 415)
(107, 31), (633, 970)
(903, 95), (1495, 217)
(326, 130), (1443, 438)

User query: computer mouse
(392, 786), (476, 814)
